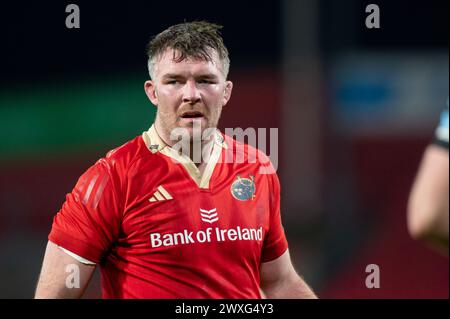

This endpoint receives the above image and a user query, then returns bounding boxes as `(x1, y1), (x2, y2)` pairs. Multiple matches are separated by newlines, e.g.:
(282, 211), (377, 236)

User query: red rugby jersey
(49, 125), (288, 298)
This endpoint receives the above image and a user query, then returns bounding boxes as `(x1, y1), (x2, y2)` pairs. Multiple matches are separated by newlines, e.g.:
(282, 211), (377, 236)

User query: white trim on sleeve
(56, 245), (97, 265)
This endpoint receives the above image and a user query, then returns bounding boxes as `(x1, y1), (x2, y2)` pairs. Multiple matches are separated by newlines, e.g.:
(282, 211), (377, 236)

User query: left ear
(222, 80), (233, 106)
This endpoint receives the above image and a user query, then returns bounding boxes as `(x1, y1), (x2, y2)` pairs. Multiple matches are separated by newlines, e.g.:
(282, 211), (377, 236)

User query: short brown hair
(146, 21), (230, 79)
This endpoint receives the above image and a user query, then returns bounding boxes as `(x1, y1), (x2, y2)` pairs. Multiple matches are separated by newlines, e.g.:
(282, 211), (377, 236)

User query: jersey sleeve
(261, 171), (289, 263)
(433, 100), (449, 149)
(48, 158), (122, 263)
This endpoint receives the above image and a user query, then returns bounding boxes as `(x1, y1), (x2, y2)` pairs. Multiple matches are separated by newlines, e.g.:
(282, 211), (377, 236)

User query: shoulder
(105, 135), (148, 162)
(94, 135), (152, 177)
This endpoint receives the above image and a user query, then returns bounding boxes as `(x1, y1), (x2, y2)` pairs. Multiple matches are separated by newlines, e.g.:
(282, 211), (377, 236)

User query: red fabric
(49, 134), (288, 298)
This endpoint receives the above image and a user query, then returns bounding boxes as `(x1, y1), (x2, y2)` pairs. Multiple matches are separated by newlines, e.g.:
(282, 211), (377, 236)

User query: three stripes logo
(76, 168), (109, 210)
(149, 186), (173, 202)
(200, 208), (219, 224)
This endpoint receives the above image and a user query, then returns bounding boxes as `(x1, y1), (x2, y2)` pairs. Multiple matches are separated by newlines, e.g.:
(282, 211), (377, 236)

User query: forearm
(408, 145), (449, 254)
(421, 206), (449, 256)
(410, 196), (449, 255)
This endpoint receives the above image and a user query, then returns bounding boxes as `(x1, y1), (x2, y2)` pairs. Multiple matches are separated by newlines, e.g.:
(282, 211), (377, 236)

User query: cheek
(203, 87), (225, 105)
(156, 90), (179, 112)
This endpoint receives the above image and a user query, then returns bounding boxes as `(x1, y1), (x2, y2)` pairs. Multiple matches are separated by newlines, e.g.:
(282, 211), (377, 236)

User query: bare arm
(407, 144), (449, 256)
(35, 241), (96, 298)
(260, 249), (317, 299)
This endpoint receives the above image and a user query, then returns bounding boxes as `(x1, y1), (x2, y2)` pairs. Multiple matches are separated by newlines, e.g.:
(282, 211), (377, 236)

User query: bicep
(260, 249), (293, 288)
(35, 241), (96, 299)
(260, 249), (317, 299)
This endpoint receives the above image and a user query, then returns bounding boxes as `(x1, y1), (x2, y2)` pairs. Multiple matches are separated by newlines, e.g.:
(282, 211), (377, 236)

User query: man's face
(144, 48), (233, 142)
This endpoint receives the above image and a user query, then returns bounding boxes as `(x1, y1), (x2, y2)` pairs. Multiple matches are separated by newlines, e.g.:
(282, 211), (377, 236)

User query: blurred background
(0, 0), (448, 298)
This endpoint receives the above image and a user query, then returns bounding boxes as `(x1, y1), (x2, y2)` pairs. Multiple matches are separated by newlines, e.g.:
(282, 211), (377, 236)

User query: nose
(182, 80), (201, 104)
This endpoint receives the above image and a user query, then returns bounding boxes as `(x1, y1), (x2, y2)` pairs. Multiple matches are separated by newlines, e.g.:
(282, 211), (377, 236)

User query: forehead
(154, 48), (223, 78)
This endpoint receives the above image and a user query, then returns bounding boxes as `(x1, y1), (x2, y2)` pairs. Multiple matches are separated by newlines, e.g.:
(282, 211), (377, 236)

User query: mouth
(180, 111), (204, 119)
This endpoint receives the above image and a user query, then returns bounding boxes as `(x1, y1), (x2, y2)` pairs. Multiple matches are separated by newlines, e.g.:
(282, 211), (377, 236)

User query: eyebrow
(161, 73), (183, 79)
(161, 73), (219, 80)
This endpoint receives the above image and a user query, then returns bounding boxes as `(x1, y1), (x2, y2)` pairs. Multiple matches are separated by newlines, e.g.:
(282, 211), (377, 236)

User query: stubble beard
(154, 106), (223, 164)
(157, 106), (222, 141)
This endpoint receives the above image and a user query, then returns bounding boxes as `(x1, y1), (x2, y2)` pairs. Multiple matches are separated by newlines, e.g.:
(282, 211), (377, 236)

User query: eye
(167, 80), (178, 85)
(198, 79), (214, 84)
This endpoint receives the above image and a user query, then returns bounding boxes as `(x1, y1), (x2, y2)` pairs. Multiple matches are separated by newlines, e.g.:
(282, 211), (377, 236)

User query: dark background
(0, 0), (448, 298)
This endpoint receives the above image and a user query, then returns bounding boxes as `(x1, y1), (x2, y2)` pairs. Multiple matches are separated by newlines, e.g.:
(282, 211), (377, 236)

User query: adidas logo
(200, 208), (218, 224)
(149, 186), (173, 202)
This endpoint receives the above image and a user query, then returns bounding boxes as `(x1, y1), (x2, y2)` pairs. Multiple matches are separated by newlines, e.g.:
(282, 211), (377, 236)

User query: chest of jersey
(116, 155), (271, 262)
